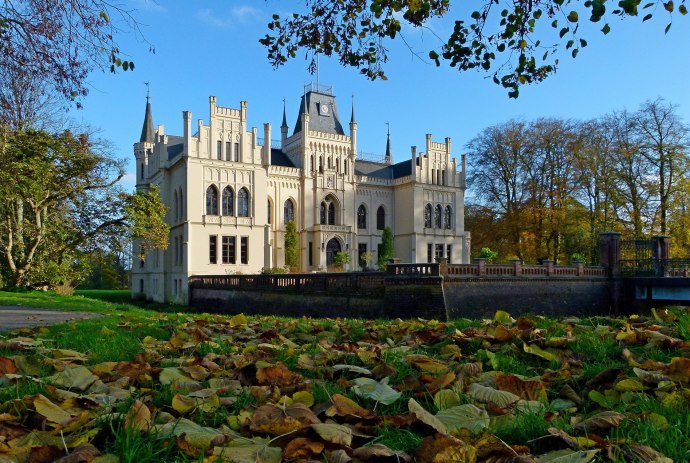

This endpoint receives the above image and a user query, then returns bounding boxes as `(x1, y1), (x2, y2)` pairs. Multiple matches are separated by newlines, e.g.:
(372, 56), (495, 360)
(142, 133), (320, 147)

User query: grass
(0, 291), (689, 462)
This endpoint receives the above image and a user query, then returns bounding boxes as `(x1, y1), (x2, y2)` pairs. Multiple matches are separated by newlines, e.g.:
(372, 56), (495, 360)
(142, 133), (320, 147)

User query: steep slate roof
(140, 97), (155, 143)
(293, 90), (345, 136)
(271, 148), (296, 167)
(166, 136), (184, 160)
(354, 159), (413, 180)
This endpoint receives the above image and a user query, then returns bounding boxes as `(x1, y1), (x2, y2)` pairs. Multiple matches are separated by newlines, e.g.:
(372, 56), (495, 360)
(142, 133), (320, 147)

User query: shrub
(479, 247), (498, 263)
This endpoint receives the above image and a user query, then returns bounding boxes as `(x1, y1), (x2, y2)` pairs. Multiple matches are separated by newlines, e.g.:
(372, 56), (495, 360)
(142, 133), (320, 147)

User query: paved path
(0, 306), (101, 332)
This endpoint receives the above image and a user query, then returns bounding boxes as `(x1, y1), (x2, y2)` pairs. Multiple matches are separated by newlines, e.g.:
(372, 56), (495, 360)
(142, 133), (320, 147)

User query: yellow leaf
(523, 343), (558, 362)
(292, 391), (315, 408)
(34, 394), (72, 426)
(614, 379), (645, 392)
(229, 313), (248, 326)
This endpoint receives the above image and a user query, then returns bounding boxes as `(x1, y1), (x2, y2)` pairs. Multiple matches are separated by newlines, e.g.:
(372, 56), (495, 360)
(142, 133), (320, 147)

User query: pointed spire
(350, 94), (356, 124)
(139, 82), (154, 143)
(281, 98), (288, 128)
(385, 122), (392, 164)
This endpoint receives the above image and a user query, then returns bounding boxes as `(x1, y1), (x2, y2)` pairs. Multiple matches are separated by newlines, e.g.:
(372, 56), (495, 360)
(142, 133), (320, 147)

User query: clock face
(320, 104), (329, 115)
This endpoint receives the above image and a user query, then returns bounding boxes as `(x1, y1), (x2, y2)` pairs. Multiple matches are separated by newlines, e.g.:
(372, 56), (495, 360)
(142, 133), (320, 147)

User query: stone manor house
(132, 84), (471, 302)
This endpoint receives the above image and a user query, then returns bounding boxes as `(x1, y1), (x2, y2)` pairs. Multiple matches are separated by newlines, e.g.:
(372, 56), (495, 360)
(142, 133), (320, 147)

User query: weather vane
(145, 81), (150, 100)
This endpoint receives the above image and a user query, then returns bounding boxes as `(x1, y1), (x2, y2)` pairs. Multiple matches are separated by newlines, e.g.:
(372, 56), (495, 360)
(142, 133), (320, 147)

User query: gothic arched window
(424, 204), (432, 228)
(377, 206), (385, 230)
(237, 187), (249, 217)
(435, 204), (442, 228)
(444, 205), (452, 229)
(221, 186), (234, 216)
(328, 202), (335, 225)
(173, 191), (178, 222)
(267, 199), (272, 225)
(206, 185), (219, 215)
(357, 205), (367, 229)
(320, 202), (326, 224)
(284, 199), (295, 225)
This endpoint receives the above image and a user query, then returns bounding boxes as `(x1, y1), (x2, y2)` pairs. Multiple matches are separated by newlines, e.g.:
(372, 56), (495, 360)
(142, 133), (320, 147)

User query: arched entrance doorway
(326, 238), (342, 266)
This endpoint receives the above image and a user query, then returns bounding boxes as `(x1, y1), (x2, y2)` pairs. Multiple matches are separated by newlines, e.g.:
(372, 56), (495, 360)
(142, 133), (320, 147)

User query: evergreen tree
(378, 227), (394, 270)
(284, 220), (299, 271)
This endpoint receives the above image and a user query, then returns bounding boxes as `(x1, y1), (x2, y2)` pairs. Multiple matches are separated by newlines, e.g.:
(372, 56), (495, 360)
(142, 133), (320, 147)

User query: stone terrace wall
(443, 277), (615, 319)
(189, 273), (446, 320)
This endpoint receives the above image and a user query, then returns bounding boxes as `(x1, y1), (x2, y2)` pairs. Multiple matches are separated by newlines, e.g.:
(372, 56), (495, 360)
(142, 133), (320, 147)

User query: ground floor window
(152, 278), (158, 295)
(427, 243), (433, 263)
(139, 279), (144, 294)
(359, 243), (367, 267)
(309, 241), (313, 266)
(240, 237), (249, 264)
(209, 235), (217, 264)
(446, 244), (452, 263)
(435, 244), (444, 261)
(222, 236), (236, 264)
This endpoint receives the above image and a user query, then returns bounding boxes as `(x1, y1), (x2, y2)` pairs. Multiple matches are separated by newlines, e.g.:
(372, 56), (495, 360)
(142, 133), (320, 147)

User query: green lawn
(0, 291), (687, 462)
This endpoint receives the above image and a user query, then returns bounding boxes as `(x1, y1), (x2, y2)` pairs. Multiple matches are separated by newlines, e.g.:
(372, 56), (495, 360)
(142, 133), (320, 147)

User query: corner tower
(134, 90), (155, 189)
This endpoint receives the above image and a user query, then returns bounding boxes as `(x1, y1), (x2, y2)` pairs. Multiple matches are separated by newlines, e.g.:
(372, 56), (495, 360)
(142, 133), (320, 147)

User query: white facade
(132, 84), (470, 303)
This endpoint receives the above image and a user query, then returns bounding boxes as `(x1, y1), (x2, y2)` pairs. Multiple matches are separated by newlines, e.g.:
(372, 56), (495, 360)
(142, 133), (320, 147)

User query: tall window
(424, 204), (432, 228)
(377, 206), (385, 230)
(444, 205), (452, 229)
(446, 244), (452, 264)
(427, 243), (433, 263)
(217, 141), (222, 160)
(206, 185), (219, 215)
(344, 160), (348, 175)
(140, 163), (144, 180)
(435, 204), (442, 228)
(222, 236), (236, 264)
(179, 189), (184, 220)
(225, 142), (231, 161)
(319, 157), (323, 173)
(173, 191), (178, 222)
(234, 142), (239, 161)
(442, 170), (446, 186)
(357, 205), (367, 229)
(222, 186), (234, 216)
(328, 202), (335, 225)
(209, 235), (217, 264)
(267, 200), (272, 224)
(240, 237), (248, 264)
(321, 196), (337, 225)
(284, 199), (295, 224)
(237, 187), (249, 217)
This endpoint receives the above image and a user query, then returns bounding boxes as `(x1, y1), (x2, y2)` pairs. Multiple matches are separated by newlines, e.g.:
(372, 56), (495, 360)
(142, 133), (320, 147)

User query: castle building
(132, 84), (470, 302)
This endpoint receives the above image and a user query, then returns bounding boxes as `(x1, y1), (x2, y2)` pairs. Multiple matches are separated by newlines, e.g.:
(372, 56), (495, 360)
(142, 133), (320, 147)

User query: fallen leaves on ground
(0, 309), (689, 462)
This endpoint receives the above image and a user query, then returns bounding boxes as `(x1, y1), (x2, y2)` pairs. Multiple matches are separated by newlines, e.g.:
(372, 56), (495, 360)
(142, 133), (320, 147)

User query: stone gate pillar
(600, 232), (621, 278)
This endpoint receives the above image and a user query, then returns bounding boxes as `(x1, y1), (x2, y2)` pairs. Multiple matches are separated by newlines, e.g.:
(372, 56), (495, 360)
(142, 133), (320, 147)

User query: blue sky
(77, 1), (690, 189)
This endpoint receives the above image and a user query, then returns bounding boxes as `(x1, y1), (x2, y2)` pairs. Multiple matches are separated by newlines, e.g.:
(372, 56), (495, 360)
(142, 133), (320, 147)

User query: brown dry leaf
(624, 444), (673, 463)
(27, 445), (66, 463)
(353, 444), (411, 462)
(0, 356), (18, 375)
(283, 437), (324, 459)
(124, 399), (151, 431)
(408, 398), (447, 434)
(405, 354), (449, 373)
(328, 449), (353, 463)
(250, 403), (320, 434)
(573, 411), (626, 433)
(311, 423), (353, 446)
(52, 349), (88, 362)
(416, 433), (476, 463)
(496, 374), (547, 402)
(256, 364), (303, 386)
(473, 433), (531, 462)
(326, 394), (376, 418)
(172, 394), (197, 414)
(664, 357), (690, 384)
(466, 383), (520, 408)
(180, 364), (209, 381)
(426, 372), (457, 394)
(53, 444), (101, 463)
(493, 324), (514, 342)
(34, 394), (72, 426)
